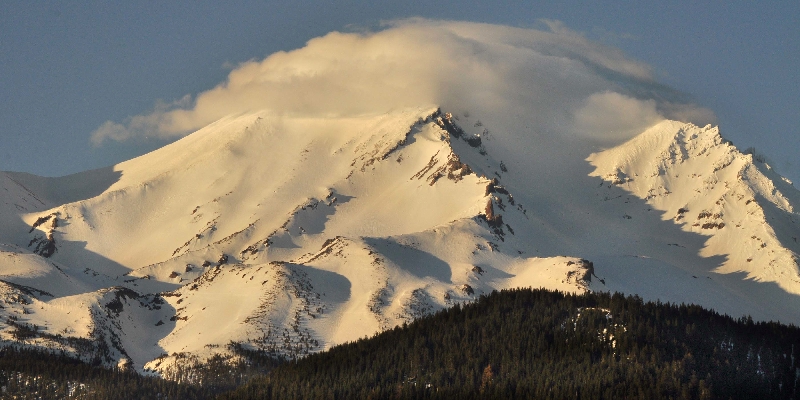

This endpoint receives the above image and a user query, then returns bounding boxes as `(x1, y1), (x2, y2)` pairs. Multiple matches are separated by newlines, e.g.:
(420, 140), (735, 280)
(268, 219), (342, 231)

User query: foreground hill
(224, 288), (800, 399)
(2, 288), (798, 399)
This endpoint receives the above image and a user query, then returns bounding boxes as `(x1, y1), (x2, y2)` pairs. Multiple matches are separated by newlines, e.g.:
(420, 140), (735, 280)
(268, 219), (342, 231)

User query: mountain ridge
(0, 107), (798, 377)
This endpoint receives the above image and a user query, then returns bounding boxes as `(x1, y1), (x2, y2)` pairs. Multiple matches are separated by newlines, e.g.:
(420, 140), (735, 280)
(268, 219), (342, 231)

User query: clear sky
(2, 2), (798, 183)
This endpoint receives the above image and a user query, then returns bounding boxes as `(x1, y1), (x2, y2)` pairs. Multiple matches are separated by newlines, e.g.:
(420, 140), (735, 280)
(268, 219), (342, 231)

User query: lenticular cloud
(90, 19), (714, 146)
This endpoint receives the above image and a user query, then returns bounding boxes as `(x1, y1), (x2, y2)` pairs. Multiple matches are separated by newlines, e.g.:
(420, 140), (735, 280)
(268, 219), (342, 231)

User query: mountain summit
(1, 107), (798, 376)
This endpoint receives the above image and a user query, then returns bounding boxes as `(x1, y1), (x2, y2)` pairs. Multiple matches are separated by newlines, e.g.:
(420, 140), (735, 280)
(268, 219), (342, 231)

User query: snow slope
(588, 121), (800, 321)
(0, 108), (798, 376)
(0, 108), (592, 374)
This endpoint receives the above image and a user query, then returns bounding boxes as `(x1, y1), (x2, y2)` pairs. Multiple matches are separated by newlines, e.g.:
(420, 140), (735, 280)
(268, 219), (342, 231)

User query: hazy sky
(2, 2), (798, 183)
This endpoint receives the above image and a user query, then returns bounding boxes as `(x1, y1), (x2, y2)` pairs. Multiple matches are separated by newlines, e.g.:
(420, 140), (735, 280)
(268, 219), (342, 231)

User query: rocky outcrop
(28, 233), (56, 258)
(27, 212), (60, 257)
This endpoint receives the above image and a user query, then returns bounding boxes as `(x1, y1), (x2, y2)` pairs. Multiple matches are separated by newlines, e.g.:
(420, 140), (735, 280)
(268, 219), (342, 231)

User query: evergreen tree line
(3, 288), (800, 399)
(0, 344), (283, 399)
(0, 347), (207, 399)
(222, 288), (800, 399)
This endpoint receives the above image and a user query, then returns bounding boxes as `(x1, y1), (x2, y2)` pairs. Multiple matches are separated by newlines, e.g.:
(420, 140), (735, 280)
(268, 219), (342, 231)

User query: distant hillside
(223, 288), (800, 400)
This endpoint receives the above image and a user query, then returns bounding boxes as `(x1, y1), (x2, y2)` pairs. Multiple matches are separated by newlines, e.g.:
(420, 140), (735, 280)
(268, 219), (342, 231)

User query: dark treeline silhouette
(0, 344), (283, 399)
(0, 347), (205, 399)
(223, 288), (800, 399)
(3, 288), (800, 399)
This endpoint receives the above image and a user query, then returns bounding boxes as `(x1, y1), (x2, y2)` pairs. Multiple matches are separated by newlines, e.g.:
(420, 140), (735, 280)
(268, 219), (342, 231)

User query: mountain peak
(1, 111), (800, 376)
(590, 120), (800, 293)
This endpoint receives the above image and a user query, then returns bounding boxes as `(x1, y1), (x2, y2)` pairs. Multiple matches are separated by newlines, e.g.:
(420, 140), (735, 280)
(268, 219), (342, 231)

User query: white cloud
(90, 19), (714, 145)
(573, 91), (663, 142)
(658, 102), (717, 127)
(91, 96), (191, 146)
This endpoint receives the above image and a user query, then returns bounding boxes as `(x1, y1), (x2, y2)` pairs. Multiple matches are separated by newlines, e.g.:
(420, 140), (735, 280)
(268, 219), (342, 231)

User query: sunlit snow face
(90, 19), (714, 146)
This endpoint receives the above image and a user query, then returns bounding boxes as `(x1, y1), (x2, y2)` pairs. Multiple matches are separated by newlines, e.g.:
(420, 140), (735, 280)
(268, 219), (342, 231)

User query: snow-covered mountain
(1, 107), (798, 376)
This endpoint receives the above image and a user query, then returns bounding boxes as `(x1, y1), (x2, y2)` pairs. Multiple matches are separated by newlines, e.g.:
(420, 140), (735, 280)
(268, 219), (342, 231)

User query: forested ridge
(2, 288), (800, 399)
(0, 345), (282, 399)
(224, 288), (800, 399)
(0, 347), (204, 399)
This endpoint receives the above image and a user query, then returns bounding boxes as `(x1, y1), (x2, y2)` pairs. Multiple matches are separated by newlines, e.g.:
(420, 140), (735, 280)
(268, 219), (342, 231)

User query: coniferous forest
(3, 288), (800, 399)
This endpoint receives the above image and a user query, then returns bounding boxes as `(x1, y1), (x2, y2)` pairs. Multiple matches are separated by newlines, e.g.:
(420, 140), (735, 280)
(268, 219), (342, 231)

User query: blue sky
(1, 2), (798, 182)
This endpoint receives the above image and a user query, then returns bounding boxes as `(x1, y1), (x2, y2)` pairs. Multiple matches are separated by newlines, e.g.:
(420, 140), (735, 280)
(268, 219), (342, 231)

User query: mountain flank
(0, 107), (798, 379)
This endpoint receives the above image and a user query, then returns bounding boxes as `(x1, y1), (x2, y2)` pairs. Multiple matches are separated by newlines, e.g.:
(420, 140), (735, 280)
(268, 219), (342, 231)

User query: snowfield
(0, 107), (798, 376)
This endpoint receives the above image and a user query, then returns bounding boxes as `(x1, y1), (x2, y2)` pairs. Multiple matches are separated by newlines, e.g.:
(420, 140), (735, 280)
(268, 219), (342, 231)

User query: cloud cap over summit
(91, 19), (715, 146)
